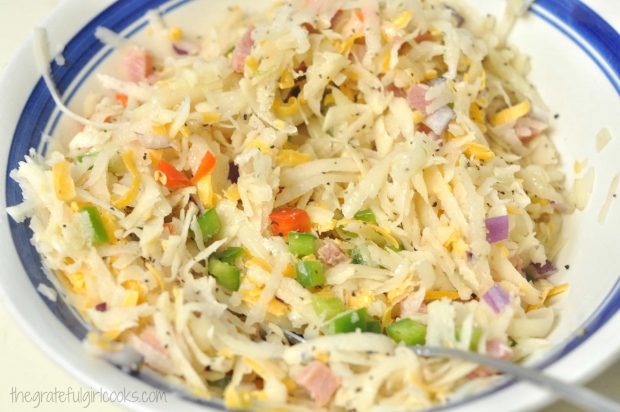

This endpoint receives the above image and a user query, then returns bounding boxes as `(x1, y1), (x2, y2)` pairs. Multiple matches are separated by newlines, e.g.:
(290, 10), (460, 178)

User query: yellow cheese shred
(490, 100), (530, 127)
(464, 142), (495, 161)
(424, 290), (460, 301)
(52, 160), (76, 202)
(112, 151), (141, 209)
(275, 149), (311, 167)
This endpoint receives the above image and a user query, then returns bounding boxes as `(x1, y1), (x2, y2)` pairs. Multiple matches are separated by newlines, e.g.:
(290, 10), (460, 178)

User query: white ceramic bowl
(0, 1), (618, 411)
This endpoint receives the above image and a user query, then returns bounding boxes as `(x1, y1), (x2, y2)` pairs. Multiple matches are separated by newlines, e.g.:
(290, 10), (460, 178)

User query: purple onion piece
(172, 40), (201, 56)
(95, 302), (107, 312)
(445, 5), (465, 27)
(485, 215), (509, 243)
(427, 76), (446, 87)
(423, 106), (455, 135)
(482, 284), (510, 313)
(228, 162), (240, 183)
(526, 260), (558, 280)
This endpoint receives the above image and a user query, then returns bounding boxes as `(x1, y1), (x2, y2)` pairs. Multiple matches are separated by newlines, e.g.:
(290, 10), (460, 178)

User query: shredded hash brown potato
(8, 0), (574, 410)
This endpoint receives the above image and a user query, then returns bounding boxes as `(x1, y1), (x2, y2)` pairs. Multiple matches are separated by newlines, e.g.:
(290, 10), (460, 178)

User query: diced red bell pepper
(269, 207), (311, 237)
(157, 159), (191, 190)
(191, 151), (217, 184)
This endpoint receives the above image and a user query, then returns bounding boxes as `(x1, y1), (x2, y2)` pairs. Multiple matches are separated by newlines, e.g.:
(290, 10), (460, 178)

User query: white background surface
(0, 0), (618, 411)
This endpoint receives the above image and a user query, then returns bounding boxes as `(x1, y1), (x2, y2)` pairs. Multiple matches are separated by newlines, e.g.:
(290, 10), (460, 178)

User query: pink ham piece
(231, 26), (254, 74)
(124, 46), (154, 83)
(467, 339), (513, 379)
(295, 361), (340, 407)
(139, 327), (167, 354)
(406, 84), (431, 113)
(318, 242), (350, 266)
(131, 326), (173, 373)
(486, 339), (513, 360)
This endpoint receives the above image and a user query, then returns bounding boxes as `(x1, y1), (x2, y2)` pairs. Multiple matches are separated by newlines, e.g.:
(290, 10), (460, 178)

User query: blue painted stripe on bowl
(3, 0), (620, 410)
(538, 0), (620, 93)
(532, 2), (620, 94)
(5, 0), (181, 338)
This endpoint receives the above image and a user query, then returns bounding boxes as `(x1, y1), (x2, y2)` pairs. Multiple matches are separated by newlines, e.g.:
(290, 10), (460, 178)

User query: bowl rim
(0, 0), (619, 411)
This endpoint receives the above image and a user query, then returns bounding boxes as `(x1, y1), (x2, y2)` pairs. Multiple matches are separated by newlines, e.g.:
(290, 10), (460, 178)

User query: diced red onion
(228, 162), (239, 183)
(485, 215), (509, 243)
(445, 5), (465, 27)
(95, 302), (107, 312)
(526, 260), (558, 280)
(172, 40), (201, 56)
(426, 76), (446, 87)
(423, 106), (455, 135)
(550, 201), (568, 213)
(482, 283), (510, 313)
(515, 117), (546, 143)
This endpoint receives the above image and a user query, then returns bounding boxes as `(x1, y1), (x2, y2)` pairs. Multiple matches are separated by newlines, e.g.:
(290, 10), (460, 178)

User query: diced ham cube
(124, 46), (154, 83)
(467, 339), (513, 380)
(231, 26), (254, 74)
(139, 327), (167, 354)
(295, 361), (340, 407)
(131, 327), (172, 373)
(407, 84), (431, 113)
(466, 366), (496, 379)
(486, 338), (513, 360)
(317, 242), (350, 266)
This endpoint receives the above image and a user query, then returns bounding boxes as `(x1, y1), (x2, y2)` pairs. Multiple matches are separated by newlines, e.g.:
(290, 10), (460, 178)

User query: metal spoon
(283, 330), (620, 412)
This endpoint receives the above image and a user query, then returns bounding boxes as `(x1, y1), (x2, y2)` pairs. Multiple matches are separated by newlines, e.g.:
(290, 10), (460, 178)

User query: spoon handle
(411, 346), (620, 412)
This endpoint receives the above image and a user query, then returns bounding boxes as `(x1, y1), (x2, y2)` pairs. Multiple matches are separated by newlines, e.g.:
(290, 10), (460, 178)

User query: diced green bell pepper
(334, 226), (358, 239)
(327, 308), (368, 334)
(79, 206), (109, 246)
(288, 231), (316, 257)
(197, 208), (221, 240)
(354, 208), (377, 224)
(455, 326), (482, 351)
(208, 258), (240, 291)
(311, 295), (345, 320)
(213, 247), (243, 265)
(296, 260), (325, 287)
(366, 319), (382, 334)
(386, 318), (426, 345)
(209, 375), (231, 390)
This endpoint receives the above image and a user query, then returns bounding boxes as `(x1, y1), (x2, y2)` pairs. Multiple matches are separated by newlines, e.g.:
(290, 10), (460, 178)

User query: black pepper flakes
(564, 264), (570, 270)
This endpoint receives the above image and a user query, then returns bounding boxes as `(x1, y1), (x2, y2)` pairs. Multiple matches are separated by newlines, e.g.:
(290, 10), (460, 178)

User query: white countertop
(0, 1), (618, 411)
